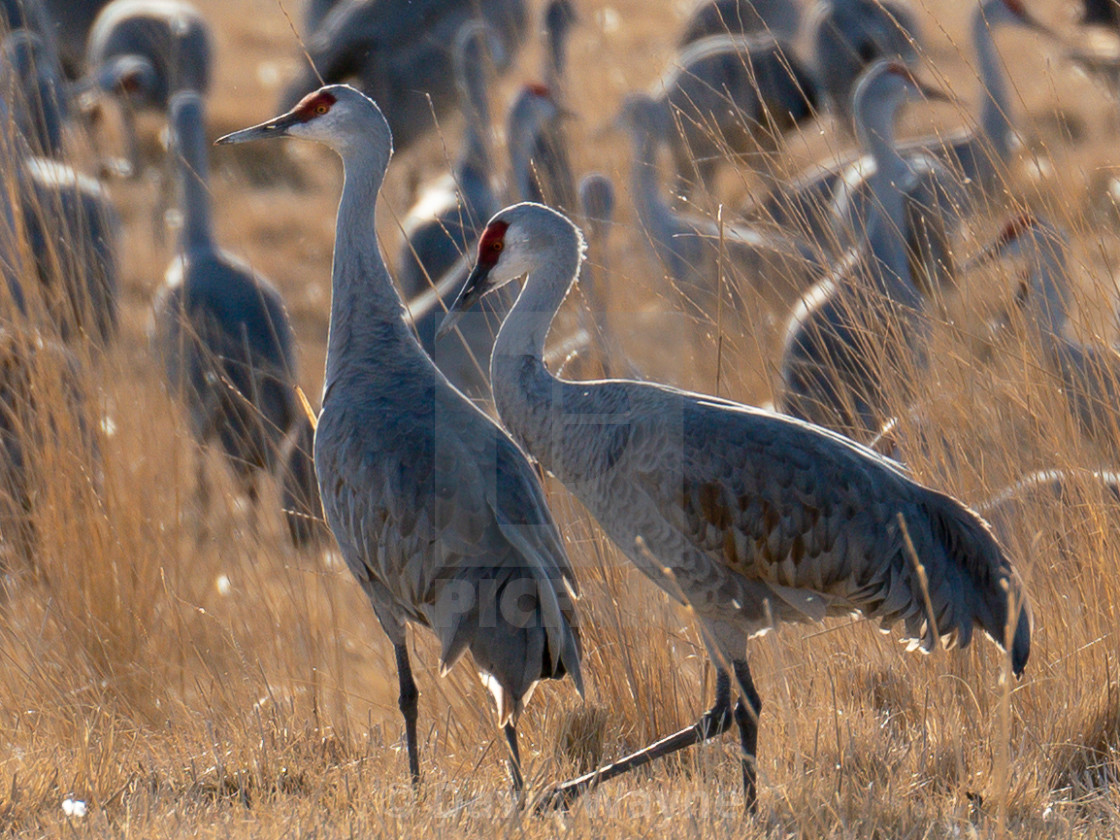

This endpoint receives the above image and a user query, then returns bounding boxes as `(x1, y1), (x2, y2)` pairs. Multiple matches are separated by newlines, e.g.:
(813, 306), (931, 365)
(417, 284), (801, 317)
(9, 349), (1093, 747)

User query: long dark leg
(732, 659), (762, 813)
(504, 723), (523, 793)
(539, 668), (733, 810)
(394, 643), (421, 785)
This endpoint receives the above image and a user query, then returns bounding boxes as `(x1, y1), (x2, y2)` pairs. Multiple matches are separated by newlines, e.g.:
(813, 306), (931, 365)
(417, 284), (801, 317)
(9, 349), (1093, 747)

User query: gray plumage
(656, 32), (818, 196)
(575, 172), (618, 377)
(619, 92), (822, 315)
(679, 0), (801, 45)
(807, 0), (920, 126)
(216, 85), (582, 789)
(1, 30), (68, 156)
(441, 200), (1031, 810)
(152, 92), (298, 503)
(279, 0), (528, 154)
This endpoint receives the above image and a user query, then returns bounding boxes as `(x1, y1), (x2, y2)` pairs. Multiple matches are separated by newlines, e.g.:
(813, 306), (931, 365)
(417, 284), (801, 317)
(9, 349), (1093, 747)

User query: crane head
(215, 85), (393, 159)
(437, 220), (515, 338)
(992, 0), (1060, 41)
(967, 212), (1058, 269)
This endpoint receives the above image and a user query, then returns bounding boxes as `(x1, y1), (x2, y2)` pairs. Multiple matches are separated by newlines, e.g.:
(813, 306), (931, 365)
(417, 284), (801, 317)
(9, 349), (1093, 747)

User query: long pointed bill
(437, 262), (494, 339)
(917, 80), (952, 104)
(215, 110), (303, 145)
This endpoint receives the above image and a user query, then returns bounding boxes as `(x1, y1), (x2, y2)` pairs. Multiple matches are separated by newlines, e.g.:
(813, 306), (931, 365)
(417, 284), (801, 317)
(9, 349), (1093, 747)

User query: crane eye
(491, 241), (503, 252)
(316, 104), (329, 115)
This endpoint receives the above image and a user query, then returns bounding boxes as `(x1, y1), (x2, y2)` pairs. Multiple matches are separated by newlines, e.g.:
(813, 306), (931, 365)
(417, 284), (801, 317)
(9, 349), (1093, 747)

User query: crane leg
(537, 668), (733, 811)
(394, 643), (421, 786)
(732, 659), (762, 813)
(504, 723), (524, 793)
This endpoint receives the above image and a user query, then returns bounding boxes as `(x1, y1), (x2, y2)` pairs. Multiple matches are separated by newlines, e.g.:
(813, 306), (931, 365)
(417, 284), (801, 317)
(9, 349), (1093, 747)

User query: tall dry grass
(0, 0), (1117, 836)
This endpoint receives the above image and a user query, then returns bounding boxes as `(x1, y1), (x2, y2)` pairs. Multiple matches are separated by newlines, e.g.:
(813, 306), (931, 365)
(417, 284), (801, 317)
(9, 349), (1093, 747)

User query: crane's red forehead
(292, 90), (337, 121)
(1002, 0), (1026, 16)
(477, 220), (510, 266)
(524, 82), (552, 99)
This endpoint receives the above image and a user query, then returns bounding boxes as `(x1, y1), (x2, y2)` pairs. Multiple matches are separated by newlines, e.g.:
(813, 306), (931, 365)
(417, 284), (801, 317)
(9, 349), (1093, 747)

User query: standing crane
(618, 92), (821, 318)
(807, 0), (921, 127)
(80, 0), (212, 175)
(574, 172), (619, 378)
(439, 200), (1031, 812)
(974, 213), (1120, 446)
(679, 0), (801, 45)
(778, 62), (940, 440)
(278, 0), (528, 154)
(217, 85), (583, 791)
(152, 91), (299, 518)
(520, 0), (577, 212)
(656, 32), (818, 196)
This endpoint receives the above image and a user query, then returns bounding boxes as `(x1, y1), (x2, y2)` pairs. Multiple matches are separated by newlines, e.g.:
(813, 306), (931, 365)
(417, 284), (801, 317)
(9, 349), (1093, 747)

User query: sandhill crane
(656, 32), (818, 196)
(280, 414), (328, 549)
(678, 0), (802, 45)
(279, 0), (528, 154)
(439, 200), (1031, 811)
(0, 30), (68, 157)
(807, 0), (920, 126)
(974, 214), (1120, 446)
(618, 92), (821, 317)
(762, 0), (1055, 252)
(778, 62), (938, 440)
(519, 0), (577, 212)
(41, 0), (110, 76)
(395, 21), (505, 302)
(217, 84), (583, 791)
(152, 92), (298, 517)
(80, 0), (212, 174)
(406, 83), (561, 401)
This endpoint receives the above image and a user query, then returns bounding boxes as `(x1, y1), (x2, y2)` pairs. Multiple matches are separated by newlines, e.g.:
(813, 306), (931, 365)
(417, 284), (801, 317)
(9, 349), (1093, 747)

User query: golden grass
(2, 0), (1120, 836)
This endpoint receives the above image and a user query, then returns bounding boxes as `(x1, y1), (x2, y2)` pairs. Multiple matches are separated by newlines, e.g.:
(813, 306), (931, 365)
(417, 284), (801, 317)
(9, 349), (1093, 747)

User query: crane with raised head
(439, 200), (1031, 812)
(618, 92), (821, 318)
(679, 0), (801, 45)
(217, 84), (583, 792)
(656, 32), (818, 196)
(279, 0), (528, 154)
(152, 91), (298, 518)
(778, 62), (941, 441)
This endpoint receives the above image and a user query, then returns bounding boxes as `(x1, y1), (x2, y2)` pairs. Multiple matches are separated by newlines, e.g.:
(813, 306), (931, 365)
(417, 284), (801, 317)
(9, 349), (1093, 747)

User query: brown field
(3, 0), (1120, 836)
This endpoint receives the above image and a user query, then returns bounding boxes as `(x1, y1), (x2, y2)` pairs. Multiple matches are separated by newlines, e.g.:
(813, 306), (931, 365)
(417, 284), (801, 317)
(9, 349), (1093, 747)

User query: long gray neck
(175, 106), (213, 252)
(326, 143), (408, 387)
(627, 127), (676, 254)
(973, 8), (1013, 173)
(857, 89), (908, 203)
(491, 220), (583, 426)
(456, 36), (493, 179)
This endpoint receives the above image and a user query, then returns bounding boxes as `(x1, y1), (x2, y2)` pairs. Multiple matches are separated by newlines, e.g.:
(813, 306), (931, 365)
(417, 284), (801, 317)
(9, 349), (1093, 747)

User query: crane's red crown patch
(477, 221), (510, 267)
(293, 90), (338, 122)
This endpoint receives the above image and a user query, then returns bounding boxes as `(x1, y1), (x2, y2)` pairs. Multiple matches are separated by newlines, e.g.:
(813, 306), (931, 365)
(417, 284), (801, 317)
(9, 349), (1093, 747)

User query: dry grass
(1, 0), (1120, 836)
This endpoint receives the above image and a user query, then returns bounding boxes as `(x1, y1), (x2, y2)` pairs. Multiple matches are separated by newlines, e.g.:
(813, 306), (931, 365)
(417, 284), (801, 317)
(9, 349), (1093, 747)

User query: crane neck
(456, 37), (494, 181)
(972, 8), (1013, 172)
(1026, 234), (1072, 339)
(325, 140), (410, 387)
(175, 109), (214, 253)
(491, 216), (584, 417)
(857, 92), (908, 191)
(626, 128), (676, 249)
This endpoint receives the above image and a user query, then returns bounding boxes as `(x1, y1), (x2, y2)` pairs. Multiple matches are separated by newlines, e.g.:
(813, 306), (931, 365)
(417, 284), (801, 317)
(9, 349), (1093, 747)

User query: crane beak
(964, 238), (1007, 272)
(917, 81), (952, 104)
(437, 262), (493, 338)
(1021, 11), (1061, 43)
(215, 109), (303, 145)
